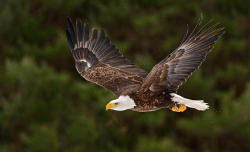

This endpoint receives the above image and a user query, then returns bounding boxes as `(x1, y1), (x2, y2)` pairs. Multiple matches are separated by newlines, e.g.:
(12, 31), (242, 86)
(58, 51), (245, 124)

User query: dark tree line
(0, 0), (250, 151)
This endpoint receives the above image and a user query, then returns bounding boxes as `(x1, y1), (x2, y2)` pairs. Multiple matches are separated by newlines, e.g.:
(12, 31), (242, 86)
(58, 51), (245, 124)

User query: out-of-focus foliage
(0, 0), (249, 151)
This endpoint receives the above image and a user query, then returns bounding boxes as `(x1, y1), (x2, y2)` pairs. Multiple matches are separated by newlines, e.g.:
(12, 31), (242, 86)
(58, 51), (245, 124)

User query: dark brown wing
(139, 14), (225, 93)
(66, 17), (148, 96)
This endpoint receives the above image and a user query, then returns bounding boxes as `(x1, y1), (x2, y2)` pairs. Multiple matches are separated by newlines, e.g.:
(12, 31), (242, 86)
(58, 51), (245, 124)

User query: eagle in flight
(66, 14), (224, 112)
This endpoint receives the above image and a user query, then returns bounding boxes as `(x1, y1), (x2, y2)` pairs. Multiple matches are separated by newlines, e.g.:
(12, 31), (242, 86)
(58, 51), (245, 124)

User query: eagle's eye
(114, 102), (118, 105)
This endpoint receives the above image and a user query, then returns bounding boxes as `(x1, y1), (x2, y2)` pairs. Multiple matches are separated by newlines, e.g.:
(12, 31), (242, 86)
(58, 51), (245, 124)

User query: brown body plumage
(66, 14), (224, 112)
(128, 92), (173, 112)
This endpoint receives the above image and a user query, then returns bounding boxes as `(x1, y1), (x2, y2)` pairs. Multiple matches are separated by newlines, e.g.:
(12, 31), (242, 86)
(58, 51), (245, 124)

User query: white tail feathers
(170, 93), (209, 111)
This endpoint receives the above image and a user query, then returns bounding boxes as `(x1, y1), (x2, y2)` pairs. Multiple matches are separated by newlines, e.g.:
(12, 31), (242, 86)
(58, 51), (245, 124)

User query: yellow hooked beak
(106, 103), (117, 111)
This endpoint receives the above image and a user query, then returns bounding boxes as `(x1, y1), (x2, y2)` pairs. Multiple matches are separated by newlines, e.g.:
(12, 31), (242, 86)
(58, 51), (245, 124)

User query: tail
(170, 93), (209, 111)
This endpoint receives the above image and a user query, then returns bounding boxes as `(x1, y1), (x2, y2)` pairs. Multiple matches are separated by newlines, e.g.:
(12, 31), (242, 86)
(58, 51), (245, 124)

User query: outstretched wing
(66, 17), (148, 96)
(140, 14), (225, 93)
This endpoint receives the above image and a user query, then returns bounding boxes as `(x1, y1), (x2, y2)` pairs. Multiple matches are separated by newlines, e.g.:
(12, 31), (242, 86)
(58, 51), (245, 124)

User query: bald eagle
(66, 14), (224, 112)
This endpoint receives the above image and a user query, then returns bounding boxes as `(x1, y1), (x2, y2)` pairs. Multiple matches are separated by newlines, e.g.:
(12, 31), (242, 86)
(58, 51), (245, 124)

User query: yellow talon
(171, 104), (187, 112)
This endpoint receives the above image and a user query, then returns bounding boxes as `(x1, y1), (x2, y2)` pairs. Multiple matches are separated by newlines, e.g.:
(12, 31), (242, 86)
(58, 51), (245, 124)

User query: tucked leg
(171, 103), (187, 112)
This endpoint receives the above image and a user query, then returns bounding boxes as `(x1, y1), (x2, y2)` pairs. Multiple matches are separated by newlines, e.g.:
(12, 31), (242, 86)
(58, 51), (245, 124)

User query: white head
(106, 95), (136, 111)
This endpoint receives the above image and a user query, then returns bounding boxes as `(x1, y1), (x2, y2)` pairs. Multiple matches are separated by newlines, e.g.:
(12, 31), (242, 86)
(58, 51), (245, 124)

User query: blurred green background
(0, 0), (250, 151)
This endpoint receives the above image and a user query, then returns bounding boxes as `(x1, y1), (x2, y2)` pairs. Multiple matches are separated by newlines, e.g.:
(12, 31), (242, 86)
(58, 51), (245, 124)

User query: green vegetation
(0, 0), (250, 151)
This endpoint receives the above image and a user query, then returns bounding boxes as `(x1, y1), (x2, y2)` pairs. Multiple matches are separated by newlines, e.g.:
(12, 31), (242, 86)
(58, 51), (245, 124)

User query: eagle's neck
(113, 95), (136, 111)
